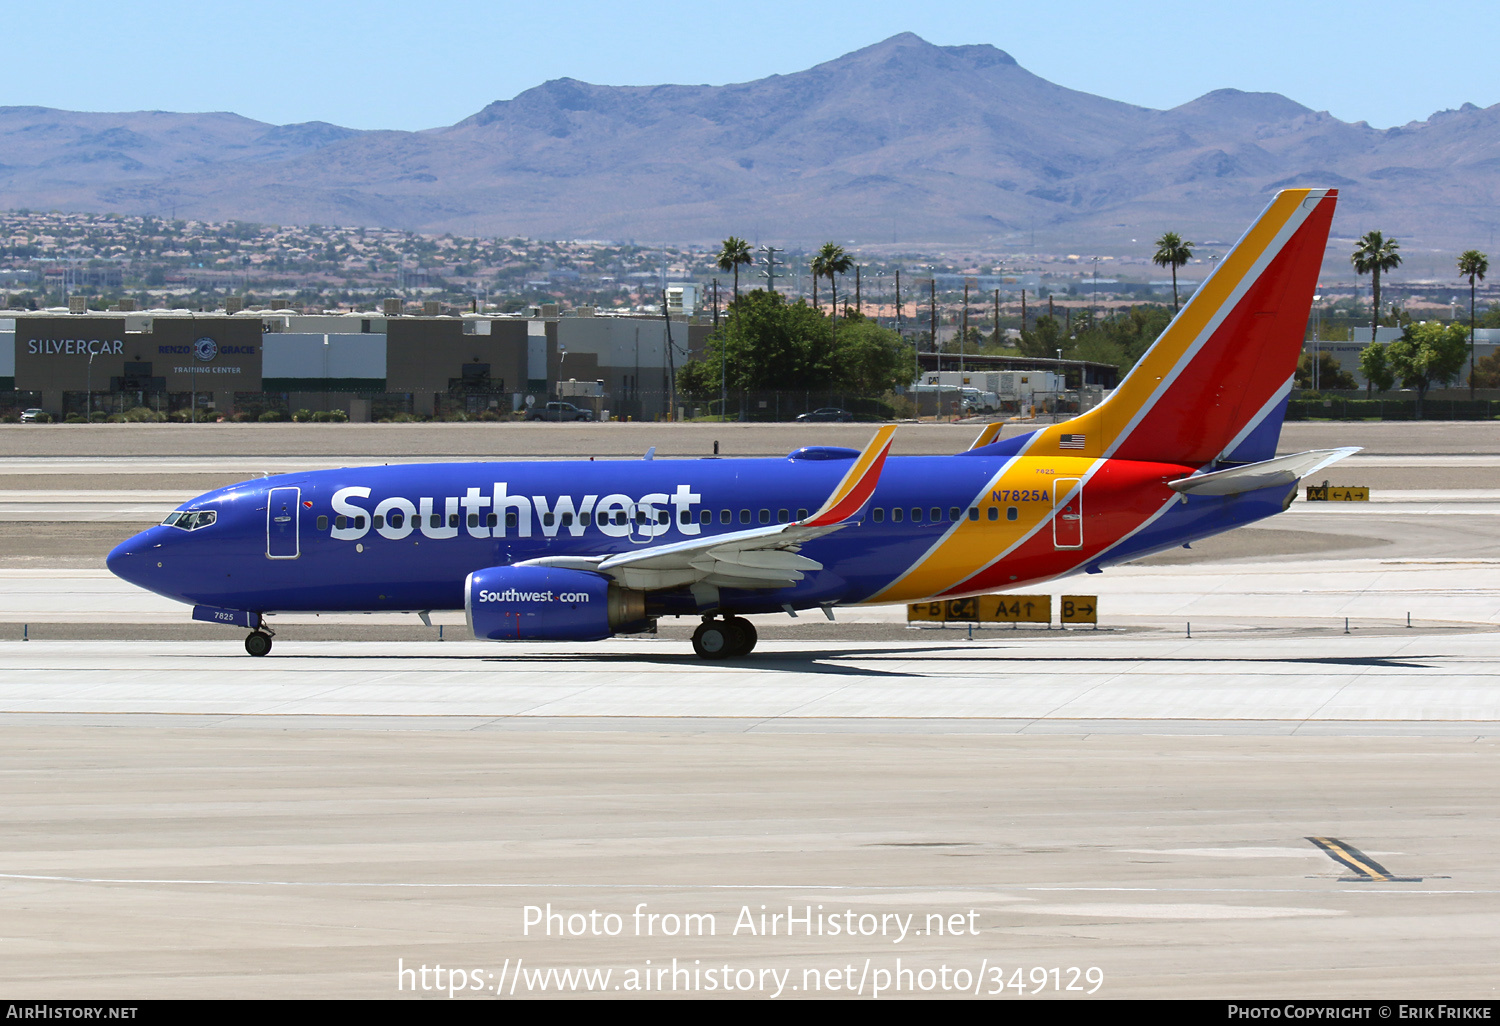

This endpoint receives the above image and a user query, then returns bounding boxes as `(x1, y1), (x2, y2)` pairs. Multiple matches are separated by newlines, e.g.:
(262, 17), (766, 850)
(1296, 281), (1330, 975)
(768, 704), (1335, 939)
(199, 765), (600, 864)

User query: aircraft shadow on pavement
(211, 647), (1438, 673)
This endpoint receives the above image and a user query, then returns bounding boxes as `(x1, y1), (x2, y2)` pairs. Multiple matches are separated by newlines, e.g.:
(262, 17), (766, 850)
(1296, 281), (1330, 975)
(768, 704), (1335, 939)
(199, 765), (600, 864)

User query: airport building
(0, 308), (712, 420)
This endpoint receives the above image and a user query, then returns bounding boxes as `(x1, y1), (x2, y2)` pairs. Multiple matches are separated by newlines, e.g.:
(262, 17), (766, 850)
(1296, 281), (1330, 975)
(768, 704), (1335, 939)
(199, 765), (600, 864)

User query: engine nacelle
(465, 565), (648, 641)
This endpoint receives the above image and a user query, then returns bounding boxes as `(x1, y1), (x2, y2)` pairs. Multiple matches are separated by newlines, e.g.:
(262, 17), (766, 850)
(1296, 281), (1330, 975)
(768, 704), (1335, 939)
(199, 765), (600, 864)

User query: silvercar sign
(26, 337), (125, 356)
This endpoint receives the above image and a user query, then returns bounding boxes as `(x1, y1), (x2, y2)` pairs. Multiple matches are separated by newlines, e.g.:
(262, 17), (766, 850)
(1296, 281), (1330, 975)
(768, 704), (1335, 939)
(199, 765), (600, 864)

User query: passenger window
(430, 514), (441, 528)
(759, 509), (770, 524)
(720, 510), (731, 524)
(700, 509), (711, 525)
(448, 513), (459, 528)
(317, 515), (329, 531)
(950, 507), (961, 522)
(1007, 506), (1019, 521)
(354, 516), (366, 530)
(468, 513), (479, 528)
(614, 511), (626, 526)
(967, 507), (979, 521)
(987, 507), (999, 522)
(778, 509), (790, 523)
(579, 512), (591, 527)
(657, 510), (669, 525)
(336, 515), (347, 530)
(543, 512), (555, 527)
(374, 515), (385, 530)
(872, 508), (885, 523)
(506, 511), (519, 528)
(797, 509), (808, 521)
(680, 509), (691, 525)
(486, 513), (497, 527)
(911, 508), (922, 522)
(391, 512), (405, 528)
(931, 507), (942, 522)
(892, 507), (903, 523)
(739, 510), (750, 524)
(561, 512), (573, 527)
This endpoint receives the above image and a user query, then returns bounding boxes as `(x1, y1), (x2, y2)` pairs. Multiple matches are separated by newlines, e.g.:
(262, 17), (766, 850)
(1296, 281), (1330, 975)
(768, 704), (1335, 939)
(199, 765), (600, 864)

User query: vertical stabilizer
(1030, 189), (1336, 466)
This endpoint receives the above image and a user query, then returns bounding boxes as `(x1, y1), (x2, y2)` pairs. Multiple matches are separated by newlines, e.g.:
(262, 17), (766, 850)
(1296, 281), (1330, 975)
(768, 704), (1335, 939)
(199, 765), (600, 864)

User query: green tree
(1017, 315), (1064, 360)
(1358, 342), (1394, 395)
(1296, 351), (1357, 391)
(1458, 250), (1488, 397)
(677, 290), (910, 400)
(1351, 231), (1402, 344)
(1152, 232), (1194, 312)
(1472, 350), (1500, 389)
(826, 314), (912, 396)
(1385, 321), (1469, 417)
(716, 237), (752, 300)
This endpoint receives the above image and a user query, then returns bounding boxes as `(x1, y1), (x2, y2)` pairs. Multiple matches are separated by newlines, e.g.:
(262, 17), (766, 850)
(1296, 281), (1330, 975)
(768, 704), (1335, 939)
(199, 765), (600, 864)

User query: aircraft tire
(726, 617), (757, 656)
(692, 619), (737, 660)
(245, 632), (273, 657)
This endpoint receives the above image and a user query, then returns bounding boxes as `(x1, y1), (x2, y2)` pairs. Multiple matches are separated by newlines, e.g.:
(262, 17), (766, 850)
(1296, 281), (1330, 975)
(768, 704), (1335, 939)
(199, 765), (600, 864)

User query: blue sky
(4, 0), (1494, 131)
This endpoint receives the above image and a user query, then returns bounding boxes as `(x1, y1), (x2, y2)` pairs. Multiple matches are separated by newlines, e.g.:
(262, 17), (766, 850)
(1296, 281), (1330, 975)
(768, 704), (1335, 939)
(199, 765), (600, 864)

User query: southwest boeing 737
(108, 189), (1355, 659)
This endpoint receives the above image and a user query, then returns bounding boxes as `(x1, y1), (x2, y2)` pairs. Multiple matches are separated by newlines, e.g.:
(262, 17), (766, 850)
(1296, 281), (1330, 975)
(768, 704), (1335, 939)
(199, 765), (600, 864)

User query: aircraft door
(1053, 478), (1083, 549)
(267, 486), (301, 559)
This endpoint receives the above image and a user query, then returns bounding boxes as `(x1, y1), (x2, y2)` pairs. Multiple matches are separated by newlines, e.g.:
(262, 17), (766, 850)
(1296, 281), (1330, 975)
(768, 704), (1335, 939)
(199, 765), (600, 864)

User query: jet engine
(465, 565), (648, 641)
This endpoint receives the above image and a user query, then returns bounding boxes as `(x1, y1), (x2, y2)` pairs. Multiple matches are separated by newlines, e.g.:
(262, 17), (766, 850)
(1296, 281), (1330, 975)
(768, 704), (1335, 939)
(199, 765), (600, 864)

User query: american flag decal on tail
(1060, 434), (1086, 449)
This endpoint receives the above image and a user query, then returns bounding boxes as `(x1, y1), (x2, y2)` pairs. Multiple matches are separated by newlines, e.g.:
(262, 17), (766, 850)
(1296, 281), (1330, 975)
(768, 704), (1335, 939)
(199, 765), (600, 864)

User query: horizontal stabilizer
(1168, 447), (1361, 496)
(968, 423), (1004, 450)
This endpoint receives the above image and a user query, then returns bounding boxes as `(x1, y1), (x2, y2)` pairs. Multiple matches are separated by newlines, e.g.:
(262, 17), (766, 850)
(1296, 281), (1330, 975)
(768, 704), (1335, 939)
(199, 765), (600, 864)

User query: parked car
(795, 407), (854, 422)
(525, 401), (594, 422)
(18, 408), (46, 423)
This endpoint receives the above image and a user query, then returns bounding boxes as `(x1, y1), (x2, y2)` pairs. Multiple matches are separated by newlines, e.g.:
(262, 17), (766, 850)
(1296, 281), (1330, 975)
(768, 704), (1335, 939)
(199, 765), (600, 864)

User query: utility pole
(712, 278), (719, 328)
(930, 280), (940, 420)
(961, 279), (970, 377)
(993, 288), (1000, 346)
(661, 289), (677, 422)
(761, 246), (782, 293)
(1021, 289), (1027, 333)
(855, 266), (861, 314)
(1090, 257), (1098, 325)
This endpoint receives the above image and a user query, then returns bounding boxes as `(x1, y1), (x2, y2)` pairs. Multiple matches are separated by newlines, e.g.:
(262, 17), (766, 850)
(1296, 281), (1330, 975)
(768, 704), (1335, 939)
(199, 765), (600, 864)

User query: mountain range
(2, 32), (1497, 252)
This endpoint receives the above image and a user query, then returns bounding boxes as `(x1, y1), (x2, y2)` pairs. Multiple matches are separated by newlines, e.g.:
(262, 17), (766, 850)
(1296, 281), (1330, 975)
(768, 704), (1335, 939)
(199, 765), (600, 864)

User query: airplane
(107, 188), (1355, 660)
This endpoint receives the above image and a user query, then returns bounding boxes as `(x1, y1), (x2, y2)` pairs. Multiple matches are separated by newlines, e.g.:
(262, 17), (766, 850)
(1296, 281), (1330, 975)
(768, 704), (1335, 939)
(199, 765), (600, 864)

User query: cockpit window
(164, 510), (217, 531)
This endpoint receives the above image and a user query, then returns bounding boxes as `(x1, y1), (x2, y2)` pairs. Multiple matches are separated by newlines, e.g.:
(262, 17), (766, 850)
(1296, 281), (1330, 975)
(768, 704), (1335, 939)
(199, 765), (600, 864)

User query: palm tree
(1458, 249), (1489, 399)
(812, 242), (853, 336)
(716, 237), (752, 300)
(1351, 231), (1402, 345)
(1152, 232), (1194, 312)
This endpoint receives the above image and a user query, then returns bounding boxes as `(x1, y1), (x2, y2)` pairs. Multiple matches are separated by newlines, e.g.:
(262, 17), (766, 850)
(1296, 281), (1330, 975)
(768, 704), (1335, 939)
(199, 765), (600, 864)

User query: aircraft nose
(106, 532), (155, 588)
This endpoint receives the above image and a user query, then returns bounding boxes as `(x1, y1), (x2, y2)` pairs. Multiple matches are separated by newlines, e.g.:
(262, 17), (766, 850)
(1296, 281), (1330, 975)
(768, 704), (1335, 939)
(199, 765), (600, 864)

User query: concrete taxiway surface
(0, 422), (1496, 999)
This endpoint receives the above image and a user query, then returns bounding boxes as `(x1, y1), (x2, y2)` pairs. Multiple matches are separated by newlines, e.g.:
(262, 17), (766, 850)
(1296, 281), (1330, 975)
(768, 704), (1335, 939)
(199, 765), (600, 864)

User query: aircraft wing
(515, 426), (896, 592)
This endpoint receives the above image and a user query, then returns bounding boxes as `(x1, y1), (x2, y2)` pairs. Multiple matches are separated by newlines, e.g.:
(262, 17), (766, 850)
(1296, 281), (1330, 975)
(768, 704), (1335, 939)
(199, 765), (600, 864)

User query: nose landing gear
(244, 630), (274, 657)
(691, 615), (758, 659)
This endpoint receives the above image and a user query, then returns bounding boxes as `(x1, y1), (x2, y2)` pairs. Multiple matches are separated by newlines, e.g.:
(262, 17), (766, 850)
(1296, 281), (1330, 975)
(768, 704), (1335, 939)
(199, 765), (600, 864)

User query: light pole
(1311, 294), (1322, 391)
(86, 347), (97, 423)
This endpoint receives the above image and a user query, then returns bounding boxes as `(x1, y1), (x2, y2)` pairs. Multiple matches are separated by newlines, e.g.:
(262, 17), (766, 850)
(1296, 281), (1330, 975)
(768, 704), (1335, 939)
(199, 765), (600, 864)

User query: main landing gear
(244, 630), (274, 657)
(691, 615), (758, 660)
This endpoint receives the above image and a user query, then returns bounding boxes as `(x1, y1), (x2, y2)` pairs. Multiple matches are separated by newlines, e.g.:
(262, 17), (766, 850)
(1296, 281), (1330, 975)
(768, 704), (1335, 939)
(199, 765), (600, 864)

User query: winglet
(800, 426), (896, 527)
(968, 422), (1004, 450)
